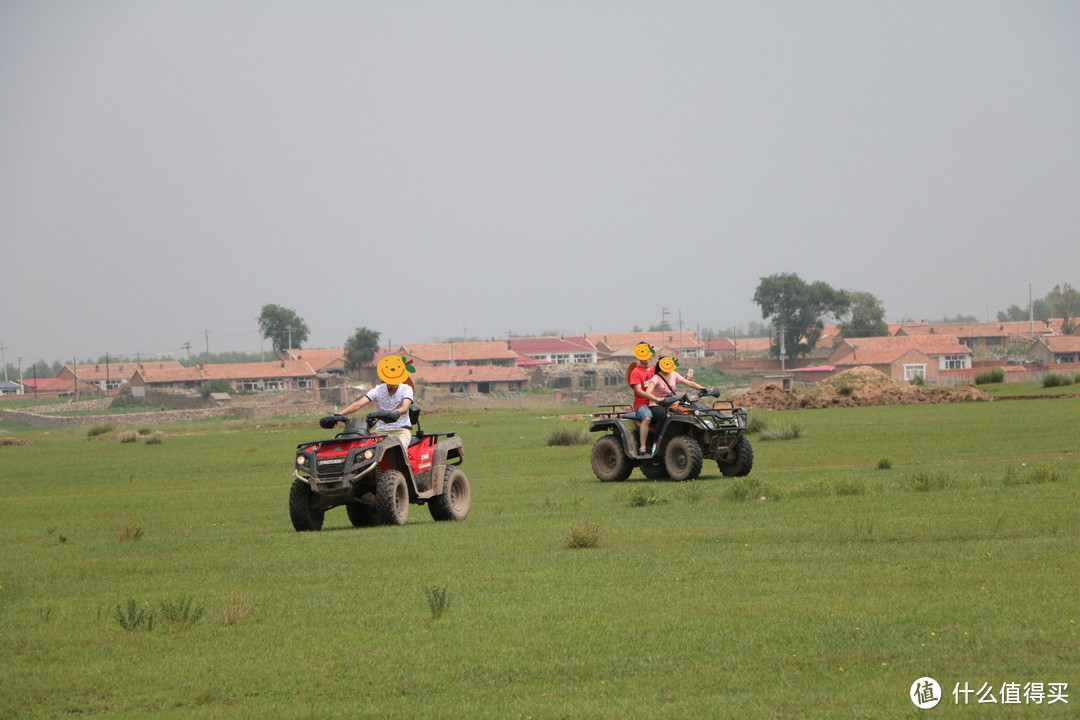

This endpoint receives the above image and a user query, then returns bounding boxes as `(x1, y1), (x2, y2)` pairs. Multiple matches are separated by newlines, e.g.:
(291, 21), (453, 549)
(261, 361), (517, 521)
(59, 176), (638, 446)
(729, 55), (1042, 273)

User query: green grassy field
(1, 398), (1077, 719)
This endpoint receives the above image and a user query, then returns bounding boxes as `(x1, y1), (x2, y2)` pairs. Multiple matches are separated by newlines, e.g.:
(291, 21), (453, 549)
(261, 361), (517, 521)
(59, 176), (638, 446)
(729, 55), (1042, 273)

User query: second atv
(290, 406), (470, 531)
(588, 390), (753, 482)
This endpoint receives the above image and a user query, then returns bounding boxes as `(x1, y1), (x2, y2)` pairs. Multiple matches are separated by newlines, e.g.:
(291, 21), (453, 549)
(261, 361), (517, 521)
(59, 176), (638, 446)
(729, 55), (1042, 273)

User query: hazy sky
(2, 1), (1078, 364)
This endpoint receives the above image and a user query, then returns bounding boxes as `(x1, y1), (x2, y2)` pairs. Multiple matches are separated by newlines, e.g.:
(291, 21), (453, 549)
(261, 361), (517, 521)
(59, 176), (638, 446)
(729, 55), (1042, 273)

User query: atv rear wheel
(346, 501), (379, 527)
(289, 479), (325, 531)
(718, 435), (754, 477)
(664, 435), (703, 481)
(591, 434), (632, 482)
(429, 467), (471, 521)
(376, 470), (410, 525)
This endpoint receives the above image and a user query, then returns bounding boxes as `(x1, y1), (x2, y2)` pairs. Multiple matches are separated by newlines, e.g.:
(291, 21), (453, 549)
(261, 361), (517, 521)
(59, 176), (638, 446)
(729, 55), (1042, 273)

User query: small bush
(1042, 373), (1074, 388)
(546, 426), (590, 446)
(117, 431), (138, 443)
(115, 522), (144, 543)
(724, 476), (781, 502)
(114, 599), (155, 631)
(877, 458), (893, 470)
(220, 590), (255, 626)
(760, 423), (801, 441)
(628, 484), (669, 507)
(565, 521), (605, 549)
(833, 478), (867, 496)
(424, 585), (451, 621)
(788, 478), (833, 498)
(86, 423), (116, 438)
(144, 431), (164, 445)
(159, 595), (205, 630)
(974, 368), (1005, 385)
(905, 471), (954, 492)
(1003, 462), (1066, 486)
(836, 384), (855, 397)
(745, 416), (768, 435)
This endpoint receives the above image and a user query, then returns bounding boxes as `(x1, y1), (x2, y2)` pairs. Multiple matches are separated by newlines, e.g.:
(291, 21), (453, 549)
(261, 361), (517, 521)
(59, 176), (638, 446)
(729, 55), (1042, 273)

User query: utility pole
(1029, 282), (1034, 336)
(660, 307), (670, 331)
(0, 338), (7, 382)
(779, 323), (787, 372)
(17, 356), (22, 395)
(677, 310), (684, 360)
(205, 329), (210, 365)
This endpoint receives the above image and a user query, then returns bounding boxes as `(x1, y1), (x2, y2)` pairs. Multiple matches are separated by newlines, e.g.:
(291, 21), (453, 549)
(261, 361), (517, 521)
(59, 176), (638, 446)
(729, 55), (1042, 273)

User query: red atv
(290, 407), (470, 531)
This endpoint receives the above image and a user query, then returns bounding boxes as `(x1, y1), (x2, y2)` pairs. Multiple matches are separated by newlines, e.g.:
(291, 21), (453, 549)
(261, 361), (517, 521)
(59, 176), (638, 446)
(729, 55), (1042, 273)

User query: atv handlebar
(319, 410), (400, 431)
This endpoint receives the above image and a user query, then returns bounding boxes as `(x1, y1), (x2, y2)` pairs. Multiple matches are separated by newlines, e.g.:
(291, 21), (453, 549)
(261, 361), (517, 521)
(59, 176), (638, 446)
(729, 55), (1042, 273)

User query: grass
(1, 400), (1078, 718)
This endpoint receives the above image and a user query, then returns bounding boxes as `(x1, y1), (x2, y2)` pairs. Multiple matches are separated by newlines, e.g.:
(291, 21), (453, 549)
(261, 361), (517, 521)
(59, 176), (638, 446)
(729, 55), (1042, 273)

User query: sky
(2, 1), (1078, 365)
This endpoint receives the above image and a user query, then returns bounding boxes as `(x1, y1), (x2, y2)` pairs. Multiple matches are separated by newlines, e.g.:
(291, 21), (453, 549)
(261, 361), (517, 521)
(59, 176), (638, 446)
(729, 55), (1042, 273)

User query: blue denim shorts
(634, 405), (652, 422)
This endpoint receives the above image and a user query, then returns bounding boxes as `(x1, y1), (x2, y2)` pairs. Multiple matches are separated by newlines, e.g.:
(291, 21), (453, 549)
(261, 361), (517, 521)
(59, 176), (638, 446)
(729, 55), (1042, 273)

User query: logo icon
(911, 677), (941, 709)
(377, 355), (415, 384)
(657, 356), (679, 373)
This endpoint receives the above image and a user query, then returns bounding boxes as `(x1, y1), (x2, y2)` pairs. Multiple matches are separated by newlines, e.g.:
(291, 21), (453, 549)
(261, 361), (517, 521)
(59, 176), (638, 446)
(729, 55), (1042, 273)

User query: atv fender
(429, 436), (464, 495)
(589, 417), (636, 454)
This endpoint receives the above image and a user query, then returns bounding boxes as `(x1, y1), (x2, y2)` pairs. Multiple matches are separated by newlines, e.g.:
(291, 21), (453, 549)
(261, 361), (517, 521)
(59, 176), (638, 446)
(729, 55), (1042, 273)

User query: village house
(505, 336), (598, 365)
(412, 364), (529, 395)
(585, 330), (704, 361)
(199, 360), (319, 392)
(1026, 335), (1080, 366)
(398, 341), (520, 368)
(827, 335), (973, 383)
(892, 319), (1067, 357)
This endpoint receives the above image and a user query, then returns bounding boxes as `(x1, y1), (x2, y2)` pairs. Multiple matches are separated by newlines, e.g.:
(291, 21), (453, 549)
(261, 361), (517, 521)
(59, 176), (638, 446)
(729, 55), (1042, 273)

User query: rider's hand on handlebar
(659, 395), (678, 407)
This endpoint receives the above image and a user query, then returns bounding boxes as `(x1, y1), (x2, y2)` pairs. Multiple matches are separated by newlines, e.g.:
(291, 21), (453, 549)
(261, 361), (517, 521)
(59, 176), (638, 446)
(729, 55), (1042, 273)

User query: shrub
(424, 585), (451, 621)
(565, 521), (604, 549)
(1042, 373), (1074, 388)
(745, 416), (768, 435)
(836, 384), (855, 397)
(905, 471), (954, 492)
(724, 476), (781, 502)
(114, 599), (155, 631)
(117, 431), (138, 443)
(546, 426), (590, 446)
(115, 522), (144, 542)
(144, 431), (164, 445)
(159, 595), (205, 630)
(220, 590), (256, 626)
(628, 484), (669, 507)
(86, 423), (116, 438)
(877, 458), (893, 470)
(974, 368), (1005, 385)
(833, 478), (867, 496)
(761, 423), (801, 441)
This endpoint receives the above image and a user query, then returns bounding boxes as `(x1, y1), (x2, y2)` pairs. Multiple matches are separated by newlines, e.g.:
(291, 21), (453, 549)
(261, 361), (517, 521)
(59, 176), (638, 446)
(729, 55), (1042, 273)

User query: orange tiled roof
(412, 365), (529, 383)
(842, 335), (970, 356)
(199, 360), (316, 380)
(585, 331), (701, 354)
(399, 341), (519, 364)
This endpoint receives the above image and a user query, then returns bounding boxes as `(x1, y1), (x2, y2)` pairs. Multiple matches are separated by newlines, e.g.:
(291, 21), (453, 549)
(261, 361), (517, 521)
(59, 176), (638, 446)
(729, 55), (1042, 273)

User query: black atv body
(588, 392), (753, 482)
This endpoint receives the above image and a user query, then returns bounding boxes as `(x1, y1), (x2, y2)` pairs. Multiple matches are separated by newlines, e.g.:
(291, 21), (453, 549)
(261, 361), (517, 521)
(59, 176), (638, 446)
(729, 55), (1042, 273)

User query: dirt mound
(735, 366), (991, 410)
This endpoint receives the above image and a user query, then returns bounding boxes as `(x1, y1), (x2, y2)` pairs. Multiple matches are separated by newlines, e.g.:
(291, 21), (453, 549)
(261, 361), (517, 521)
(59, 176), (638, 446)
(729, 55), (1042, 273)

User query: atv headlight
(363, 449), (374, 460)
(297, 455), (307, 466)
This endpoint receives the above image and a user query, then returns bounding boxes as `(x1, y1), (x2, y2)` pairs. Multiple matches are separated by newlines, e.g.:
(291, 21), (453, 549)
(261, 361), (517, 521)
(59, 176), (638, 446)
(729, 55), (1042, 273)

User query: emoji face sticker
(657, 356), (679, 374)
(633, 342), (655, 361)
(377, 355), (415, 385)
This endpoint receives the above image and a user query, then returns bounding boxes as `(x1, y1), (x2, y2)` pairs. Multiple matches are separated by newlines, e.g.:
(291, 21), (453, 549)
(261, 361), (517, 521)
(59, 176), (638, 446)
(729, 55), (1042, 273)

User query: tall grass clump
(760, 423), (802, 441)
(565, 521), (604, 549)
(627, 484), (669, 507)
(905, 470), (955, 492)
(86, 423), (116, 438)
(745, 415), (768, 435)
(1042, 373), (1074, 388)
(114, 599), (155, 631)
(546, 426), (590, 446)
(974, 368), (1005, 385)
(1003, 462), (1066, 486)
(114, 522), (144, 542)
(423, 585), (451, 621)
(158, 595), (206, 630)
(723, 476), (781, 502)
(220, 590), (256, 626)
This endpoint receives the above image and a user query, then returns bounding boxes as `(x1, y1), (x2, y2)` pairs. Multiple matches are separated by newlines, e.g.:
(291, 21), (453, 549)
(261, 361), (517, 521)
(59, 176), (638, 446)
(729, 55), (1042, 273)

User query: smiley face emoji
(377, 355), (415, 385)
(657, 356), (679, 374)
(633, 342), (655, 361)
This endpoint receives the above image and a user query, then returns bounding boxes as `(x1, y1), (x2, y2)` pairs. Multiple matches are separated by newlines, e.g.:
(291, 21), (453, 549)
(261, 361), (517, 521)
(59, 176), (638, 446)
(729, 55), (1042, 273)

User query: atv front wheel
(591, 435), (632, 482)
(718, 435), (754, 477)
(289, 479), (325, 531)
(429, 467), (471, 521)
(664, 435), (703, 482)
(376, 470), (410, 525)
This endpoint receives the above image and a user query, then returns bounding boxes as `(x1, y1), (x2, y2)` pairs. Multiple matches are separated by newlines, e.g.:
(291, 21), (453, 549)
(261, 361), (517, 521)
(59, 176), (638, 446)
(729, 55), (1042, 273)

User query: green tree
(1048, 283), (1079, 334)
(343, 327), (381, 374)
(839, 291), (889, 338)
(258, 304), (310, 357)
(752, 273), (850, 361)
